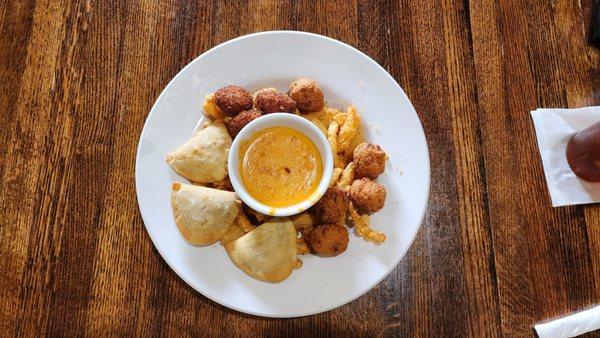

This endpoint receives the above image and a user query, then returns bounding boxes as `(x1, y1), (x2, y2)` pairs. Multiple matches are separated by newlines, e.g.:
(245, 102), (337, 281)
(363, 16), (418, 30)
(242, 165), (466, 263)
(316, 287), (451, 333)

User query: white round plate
(135, 31), (430, 318)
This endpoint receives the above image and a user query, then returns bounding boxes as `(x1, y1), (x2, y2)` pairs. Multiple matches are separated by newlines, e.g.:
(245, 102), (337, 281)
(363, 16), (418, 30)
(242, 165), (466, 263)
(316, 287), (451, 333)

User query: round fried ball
(226, 109), (262, 137)
(349, 178), (386, 213)
(315, 187), (348, 224)
(256, 91), (297, 114)
(354, 143), (386, 179)
(214, 85), (253, 116)
(288, 77), (324, 112)
(306, 224), (349, 257)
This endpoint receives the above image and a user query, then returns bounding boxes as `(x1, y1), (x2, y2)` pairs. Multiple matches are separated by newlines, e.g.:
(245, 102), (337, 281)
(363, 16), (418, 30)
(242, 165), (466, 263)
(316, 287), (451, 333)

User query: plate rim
(135, 30), (431, 318)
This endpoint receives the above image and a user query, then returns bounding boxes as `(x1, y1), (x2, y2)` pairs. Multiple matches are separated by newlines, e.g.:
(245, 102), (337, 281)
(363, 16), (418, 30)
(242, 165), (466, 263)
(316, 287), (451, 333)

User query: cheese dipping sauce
(239, 126), (323, 208)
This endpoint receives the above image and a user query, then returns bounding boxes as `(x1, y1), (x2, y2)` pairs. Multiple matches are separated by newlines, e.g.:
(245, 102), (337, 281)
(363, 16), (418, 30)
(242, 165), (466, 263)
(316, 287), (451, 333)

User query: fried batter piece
(349, 178), (386, 213)
(340, 126), (365, 167)
(214, 85), (253, 116)
(348, 203), (386, 244)
(212, 177), (233, 191)
(252, 87), (277, 105)
(236, 212), (256, 233)
(336, 162), (355, 189)
(327, 121), (345, 168)
(203, 93), (224, 119)
(291, 213), (317, 237)
(289, 77), (324, 112)
(354, 143), (386, 179)
(333, 112), (346, 126)
(226, 109), (262, 137)
(329, 167), (343, 187)
(304, 107), (337, 129)
(297, 237), (311, 255)
(256, 91), (297, 113)
(315, 187), (349, 224)
(244, 206), (270, 224)
(303, 113), (328, 136)
(337, 105), (361, 152)
(306, 224), (349, 257)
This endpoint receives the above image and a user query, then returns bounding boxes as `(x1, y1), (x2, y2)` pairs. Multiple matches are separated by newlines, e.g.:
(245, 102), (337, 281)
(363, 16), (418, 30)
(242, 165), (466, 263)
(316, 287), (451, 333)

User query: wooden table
(1, 0), (599, 336)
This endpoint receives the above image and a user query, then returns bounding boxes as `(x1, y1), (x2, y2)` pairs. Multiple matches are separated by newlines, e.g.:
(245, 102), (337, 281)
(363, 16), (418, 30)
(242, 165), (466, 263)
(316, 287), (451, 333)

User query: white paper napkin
(531, 106), (600, 207)
(535, 306), (600, 338)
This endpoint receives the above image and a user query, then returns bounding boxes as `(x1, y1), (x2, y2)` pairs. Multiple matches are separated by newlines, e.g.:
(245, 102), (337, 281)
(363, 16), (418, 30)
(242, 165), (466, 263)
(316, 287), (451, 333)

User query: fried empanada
(225, 218), (297, 283)
(171, 182), (240, 245)
(166, 120), (231, 183)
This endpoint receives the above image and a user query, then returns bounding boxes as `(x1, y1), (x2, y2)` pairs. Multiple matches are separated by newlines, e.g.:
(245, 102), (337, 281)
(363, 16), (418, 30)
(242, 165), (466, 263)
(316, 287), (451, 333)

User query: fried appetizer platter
(165, 78), (391, 283)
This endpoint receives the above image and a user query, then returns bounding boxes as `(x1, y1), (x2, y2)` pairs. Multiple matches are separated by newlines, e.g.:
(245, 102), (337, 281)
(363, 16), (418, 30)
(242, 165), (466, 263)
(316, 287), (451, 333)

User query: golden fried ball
(214, 85), (253, 116)
(306, 224), (349, 257)
(349, 178), (386, 213)
(354, 143), (386, 179)
(315, 187), (348, 224)
(226, 109), (262, 137)
(256, 91), (297, 113)
(288, 77), (324, 112)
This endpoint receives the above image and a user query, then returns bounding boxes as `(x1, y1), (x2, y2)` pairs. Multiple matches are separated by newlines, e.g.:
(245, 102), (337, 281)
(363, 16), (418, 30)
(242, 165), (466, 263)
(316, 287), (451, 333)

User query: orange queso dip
(239, 126), (323, 208)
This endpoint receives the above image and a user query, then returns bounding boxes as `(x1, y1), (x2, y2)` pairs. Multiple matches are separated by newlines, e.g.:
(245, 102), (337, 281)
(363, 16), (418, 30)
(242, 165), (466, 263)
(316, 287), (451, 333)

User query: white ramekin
(228, 113), (333, 217)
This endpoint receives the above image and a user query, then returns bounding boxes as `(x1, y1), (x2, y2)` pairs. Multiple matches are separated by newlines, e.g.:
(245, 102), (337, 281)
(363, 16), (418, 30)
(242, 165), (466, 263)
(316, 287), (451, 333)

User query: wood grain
(0, 0), (598, 336)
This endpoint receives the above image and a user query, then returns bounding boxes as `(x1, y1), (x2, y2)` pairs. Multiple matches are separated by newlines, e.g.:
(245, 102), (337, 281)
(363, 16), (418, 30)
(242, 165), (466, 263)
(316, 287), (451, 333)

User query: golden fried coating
(236, 212), (255, 233)
(348, 203), (386, 244)
(329, 167), (343, 187)
(304, 107), (336, 129)
(291, 213), (317, 234)
(288, 77), (324, 112)
(214, 85), (253, 116)
(220, 220), (245, 245)
(340, 125), (365, 167)
(337, 105), (361, 152)
(203, 93), (225, 119)
(333, 112), (346, 126)
(256, 91), (297, 114)
(327, 121), (342, 168)
(303, 113), (328, 136)
(244, 206), (271, 224)
(315, 187), (349, 224)
(252, 87), (277, 105)
(212, 177), (233, 191)
(354, 143), (386, 179)
(336, 162), (355, 189)
(349, 178), (386, 213)
(306, 224), (349, 257)
(225, 109), (262, 137)
(297, 237), (311, 255)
